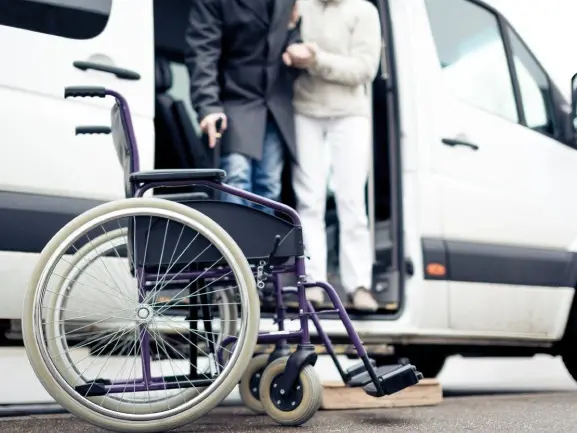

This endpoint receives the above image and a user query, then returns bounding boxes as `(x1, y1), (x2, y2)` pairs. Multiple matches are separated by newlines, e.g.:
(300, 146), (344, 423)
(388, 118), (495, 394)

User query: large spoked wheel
(259, 357), (322, 426)
(22, 198), (259, 433)
(48, 226), (239, 413)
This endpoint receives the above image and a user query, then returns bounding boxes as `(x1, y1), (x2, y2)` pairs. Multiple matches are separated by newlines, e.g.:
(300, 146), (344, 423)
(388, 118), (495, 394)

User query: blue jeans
(220, 117), (284, 214)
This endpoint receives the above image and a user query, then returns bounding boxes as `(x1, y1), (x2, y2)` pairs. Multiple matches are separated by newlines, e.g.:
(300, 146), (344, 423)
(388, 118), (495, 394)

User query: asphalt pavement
(2, 350), (577, 432)
(3, 391), (577, 433)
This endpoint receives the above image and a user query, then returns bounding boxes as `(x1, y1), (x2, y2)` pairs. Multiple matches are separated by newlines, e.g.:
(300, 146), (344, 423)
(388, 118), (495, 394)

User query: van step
(363, 364), (423, 397)
(344, 358), (377, 382)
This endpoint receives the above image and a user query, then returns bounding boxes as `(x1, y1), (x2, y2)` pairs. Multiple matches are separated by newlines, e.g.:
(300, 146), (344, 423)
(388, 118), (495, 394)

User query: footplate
(75, 379), (110, 397)
(363, 364), (423, 397)
(347, 361), (391, 387)
(344, 358), (376, 383)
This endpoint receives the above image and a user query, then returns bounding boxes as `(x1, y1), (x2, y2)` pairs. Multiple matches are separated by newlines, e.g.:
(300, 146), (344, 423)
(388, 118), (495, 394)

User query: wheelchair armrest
(130, 169), (226, 184)
(155, 192), (209, 202)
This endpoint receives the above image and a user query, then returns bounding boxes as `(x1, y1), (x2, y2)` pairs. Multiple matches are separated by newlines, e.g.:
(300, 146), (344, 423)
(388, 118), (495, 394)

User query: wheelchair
(21, 86), (423, 432)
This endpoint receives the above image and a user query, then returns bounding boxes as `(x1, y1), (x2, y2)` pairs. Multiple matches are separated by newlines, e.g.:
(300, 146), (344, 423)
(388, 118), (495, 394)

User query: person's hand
(199, 112), (227, 148)
(283, 43), (316, 68)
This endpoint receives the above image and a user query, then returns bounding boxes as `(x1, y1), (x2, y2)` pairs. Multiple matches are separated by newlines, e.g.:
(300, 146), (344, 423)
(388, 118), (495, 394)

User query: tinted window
(507, 27), (554, 135)
(425, 0), (518, 123)
(0, 0), (112, 40)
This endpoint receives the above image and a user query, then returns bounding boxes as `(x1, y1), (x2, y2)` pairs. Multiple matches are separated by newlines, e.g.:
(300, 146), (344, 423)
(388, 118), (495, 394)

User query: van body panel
(406, 0), (577, 339)
(0, 0), (154, 319)
(0, 0), (154, 201)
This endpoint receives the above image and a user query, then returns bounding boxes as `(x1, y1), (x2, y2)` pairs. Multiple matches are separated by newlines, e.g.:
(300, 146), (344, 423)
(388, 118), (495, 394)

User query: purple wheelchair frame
(65, 86), (421, 399)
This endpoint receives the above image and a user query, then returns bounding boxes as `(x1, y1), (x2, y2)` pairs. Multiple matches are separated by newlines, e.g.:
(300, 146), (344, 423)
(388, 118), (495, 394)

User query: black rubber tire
(259, 357), (322, 426)
(238, 354), (269, 414)
(561, 341), (577, 383)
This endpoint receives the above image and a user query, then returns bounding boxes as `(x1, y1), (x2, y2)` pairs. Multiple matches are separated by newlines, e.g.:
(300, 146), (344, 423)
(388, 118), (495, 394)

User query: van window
(506, 27), (554, 135)
(0, 0), (112, 40)
(425, 0), (518, 123)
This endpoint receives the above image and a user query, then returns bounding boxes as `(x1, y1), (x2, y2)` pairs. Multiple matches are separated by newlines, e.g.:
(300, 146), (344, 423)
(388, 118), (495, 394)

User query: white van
(2, 0), (577, 382)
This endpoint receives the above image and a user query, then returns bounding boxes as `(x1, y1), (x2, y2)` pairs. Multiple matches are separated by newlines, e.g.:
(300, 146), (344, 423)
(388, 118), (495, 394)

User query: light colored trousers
(292, 113), (373, 293)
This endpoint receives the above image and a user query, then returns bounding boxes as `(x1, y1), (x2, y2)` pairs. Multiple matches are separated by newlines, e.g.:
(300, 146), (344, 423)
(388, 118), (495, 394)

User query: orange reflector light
(426, 262), (446, 277)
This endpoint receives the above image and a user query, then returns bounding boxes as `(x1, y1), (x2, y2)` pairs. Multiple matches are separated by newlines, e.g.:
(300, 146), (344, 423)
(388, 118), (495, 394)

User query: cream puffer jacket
(293, 0), (383, 118)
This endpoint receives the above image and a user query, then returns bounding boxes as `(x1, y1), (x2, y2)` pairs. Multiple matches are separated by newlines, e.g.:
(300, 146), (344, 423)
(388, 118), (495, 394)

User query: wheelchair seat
(133, 200), (302, 269)
(130, 168), (225, 184)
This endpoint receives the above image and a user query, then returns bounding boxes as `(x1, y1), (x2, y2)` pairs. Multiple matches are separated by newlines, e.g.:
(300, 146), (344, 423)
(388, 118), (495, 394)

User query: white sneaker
(351, 287), (379, 312)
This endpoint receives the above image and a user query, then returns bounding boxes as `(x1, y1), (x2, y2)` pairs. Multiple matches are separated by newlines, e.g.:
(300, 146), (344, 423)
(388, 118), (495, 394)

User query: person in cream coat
(283, 0), (382, 311)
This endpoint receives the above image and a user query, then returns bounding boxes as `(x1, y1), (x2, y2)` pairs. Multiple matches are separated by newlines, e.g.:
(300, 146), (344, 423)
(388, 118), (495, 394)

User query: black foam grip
(75, 126), (111, 135)
(64, 86), (106, 98)
(215, 118), (223, 132)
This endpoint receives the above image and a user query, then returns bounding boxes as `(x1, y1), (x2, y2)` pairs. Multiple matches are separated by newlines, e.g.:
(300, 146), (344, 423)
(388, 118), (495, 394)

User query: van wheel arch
(559, 284), (577, 383)
(559, 282), (577, 346)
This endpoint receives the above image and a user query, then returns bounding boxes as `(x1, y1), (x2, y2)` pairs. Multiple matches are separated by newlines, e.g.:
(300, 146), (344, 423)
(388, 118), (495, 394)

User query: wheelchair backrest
(111, 102), (136, 198)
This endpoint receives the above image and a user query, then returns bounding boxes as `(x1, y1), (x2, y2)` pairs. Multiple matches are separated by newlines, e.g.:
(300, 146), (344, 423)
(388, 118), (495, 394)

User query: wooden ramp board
(320, 378), (442, 410)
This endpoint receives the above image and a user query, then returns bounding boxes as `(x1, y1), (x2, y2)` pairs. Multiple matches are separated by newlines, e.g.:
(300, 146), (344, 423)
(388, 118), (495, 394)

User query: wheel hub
(249, 369), (264, 400)
(136, 305), (153, 323)
(269, 374), (304, 411)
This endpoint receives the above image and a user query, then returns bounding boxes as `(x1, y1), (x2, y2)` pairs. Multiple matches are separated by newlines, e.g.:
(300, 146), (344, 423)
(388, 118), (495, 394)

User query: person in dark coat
(184, 0), (311, 208)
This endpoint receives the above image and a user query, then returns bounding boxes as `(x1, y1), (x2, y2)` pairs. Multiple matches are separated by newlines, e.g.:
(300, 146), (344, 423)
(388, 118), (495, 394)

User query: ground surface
(3, 392), (577, 433)
(2, 350), (577, 432)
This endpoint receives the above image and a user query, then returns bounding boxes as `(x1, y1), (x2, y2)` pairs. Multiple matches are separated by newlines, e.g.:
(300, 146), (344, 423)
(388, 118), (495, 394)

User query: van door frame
(374, 0), (406, 319)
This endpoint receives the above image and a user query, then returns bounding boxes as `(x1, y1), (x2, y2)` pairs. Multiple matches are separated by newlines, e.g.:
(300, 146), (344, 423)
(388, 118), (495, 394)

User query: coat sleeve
(184, 0), (224, 121)
(307, 4), (382, 86)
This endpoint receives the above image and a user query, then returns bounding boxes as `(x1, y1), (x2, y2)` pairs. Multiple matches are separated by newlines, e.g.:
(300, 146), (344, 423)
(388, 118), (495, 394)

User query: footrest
(345, 358), (376, 383)
(75, 378), (111, 397)
(348, 363), (419, 388)
(363, 364), (423, 397)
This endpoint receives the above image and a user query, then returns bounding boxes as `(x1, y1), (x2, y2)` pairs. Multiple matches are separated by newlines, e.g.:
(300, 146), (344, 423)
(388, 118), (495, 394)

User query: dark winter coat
(185, 0), (301, 161)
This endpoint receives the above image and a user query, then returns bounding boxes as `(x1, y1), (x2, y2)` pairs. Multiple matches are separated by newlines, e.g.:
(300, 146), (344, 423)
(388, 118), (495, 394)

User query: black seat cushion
(154, 57), (198, 196)
(155, 94), (191, 169)
(130, 169), (226, 184)
(155, 58), (172, 93)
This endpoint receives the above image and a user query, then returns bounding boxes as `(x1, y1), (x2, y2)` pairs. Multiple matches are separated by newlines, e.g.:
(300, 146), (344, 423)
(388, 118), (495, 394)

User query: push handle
(215, 118), (224, 133)
(75, 126), (111, 135)
(73, 61), (141, 81)
(213, 117), (225, 140)
(64, 86), (107, 99)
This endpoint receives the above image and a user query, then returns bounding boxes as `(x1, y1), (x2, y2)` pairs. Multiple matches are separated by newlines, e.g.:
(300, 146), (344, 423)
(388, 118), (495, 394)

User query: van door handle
(73, 61), (141, 80)
(441, 137), (479, 151)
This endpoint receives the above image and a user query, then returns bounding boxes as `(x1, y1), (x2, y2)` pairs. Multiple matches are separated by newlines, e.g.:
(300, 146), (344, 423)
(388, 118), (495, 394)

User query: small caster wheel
(238, 354), (269, 414)
(259, 356), (322, 426)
